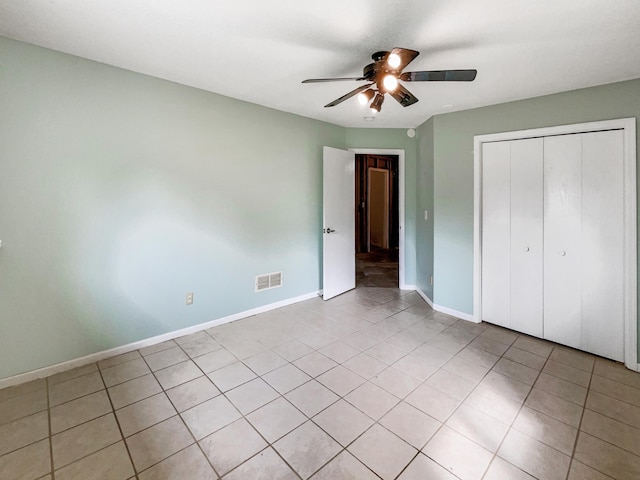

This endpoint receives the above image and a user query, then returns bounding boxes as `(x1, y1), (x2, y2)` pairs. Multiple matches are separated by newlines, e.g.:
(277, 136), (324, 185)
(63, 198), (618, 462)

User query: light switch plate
(424, 210), (428, 221)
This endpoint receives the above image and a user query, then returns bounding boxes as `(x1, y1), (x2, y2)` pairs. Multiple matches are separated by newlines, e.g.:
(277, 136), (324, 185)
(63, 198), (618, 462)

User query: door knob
(559, 250), (566, 256)
(324, 228), (336, 234)
(523, 246), (530, 252)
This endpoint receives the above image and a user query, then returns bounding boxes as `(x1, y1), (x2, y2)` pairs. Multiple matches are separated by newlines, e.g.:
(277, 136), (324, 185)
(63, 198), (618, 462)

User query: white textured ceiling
(1, 0), (639, 128)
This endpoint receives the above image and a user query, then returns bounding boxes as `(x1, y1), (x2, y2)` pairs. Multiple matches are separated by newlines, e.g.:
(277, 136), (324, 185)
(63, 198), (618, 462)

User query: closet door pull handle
(559, 250), (566, 256)
(523, 246), (530, 252)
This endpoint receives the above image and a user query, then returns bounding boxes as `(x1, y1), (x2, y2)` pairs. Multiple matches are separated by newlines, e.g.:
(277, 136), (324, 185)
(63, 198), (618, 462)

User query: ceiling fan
(302, 48), (477, 113)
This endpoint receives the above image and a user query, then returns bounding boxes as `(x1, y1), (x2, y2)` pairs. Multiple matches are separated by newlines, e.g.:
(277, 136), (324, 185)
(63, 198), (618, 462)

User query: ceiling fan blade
(389, 84), (419, 107)
(302, 77), (367, 83)
(401, 69), (477, 82)
(390, 48), (420, 71)
(324, 83), (374, 107)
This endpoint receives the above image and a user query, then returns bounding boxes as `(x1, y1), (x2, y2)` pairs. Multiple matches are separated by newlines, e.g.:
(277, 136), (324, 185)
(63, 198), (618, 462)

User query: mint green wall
(415, 118), (434, 298)
(419, 79), (640, 355)
(345, 128), (417, 287)
(0, 37), (346, 379)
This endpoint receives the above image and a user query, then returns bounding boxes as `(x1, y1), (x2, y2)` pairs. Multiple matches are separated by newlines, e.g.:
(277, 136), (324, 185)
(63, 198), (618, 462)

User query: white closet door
(544, 135), (583, 349)
(481, 141), (511, 327)
(510, 138), (544, 337)
(581, 130), (624, 361)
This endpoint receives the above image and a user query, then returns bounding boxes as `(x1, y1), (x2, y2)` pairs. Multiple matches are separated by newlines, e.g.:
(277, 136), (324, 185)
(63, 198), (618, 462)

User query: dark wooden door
(355, 154), (399, 253)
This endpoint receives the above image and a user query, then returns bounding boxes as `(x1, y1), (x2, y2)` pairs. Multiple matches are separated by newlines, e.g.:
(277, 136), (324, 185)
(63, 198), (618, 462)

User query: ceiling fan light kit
(302, 48), (477, 113)
(357, 89), (375, 105)
(370, 93), (385, 113)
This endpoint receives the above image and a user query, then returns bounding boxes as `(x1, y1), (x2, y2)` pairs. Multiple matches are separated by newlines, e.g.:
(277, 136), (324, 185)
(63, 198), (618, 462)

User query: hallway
(356, 247), (399, 288)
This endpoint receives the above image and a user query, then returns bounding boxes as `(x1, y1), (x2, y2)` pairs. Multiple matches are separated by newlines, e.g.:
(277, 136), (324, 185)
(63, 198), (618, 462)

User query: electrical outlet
(430, 275), (433, 286)
(186, 292), (194, 305)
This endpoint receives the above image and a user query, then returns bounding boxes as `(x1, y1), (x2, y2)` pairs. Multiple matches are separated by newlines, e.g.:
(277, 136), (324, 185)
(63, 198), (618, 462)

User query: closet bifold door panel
(543, 130), (625, 361)
(543, 134), (583, 350)
(542, 130), (625, 360)
(510, 138), (543, 337)
(580, 130), (624, 361)
(481, 138), (543, 335)
(481, 141), (511, 328)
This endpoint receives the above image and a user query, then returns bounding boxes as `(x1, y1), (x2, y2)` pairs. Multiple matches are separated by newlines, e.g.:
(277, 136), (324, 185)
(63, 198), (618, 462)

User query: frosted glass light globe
(387, 53), (401, 69)
(383, 75), (398, 92)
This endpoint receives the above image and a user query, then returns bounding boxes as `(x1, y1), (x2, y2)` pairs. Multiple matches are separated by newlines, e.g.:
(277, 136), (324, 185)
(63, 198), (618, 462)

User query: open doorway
(355, 153), (399, 288)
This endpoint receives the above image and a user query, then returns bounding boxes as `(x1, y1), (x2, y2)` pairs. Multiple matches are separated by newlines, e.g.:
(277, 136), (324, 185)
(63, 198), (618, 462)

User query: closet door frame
(473, 118), (637, 371)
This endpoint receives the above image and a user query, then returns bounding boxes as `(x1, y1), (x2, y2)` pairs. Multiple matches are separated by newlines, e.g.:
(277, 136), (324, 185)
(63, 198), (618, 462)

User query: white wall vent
(255, 271), (283, 292)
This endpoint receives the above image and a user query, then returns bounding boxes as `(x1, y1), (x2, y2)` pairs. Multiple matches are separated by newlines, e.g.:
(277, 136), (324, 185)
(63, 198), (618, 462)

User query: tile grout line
(6, 290), (640, 479)
(414, 332), (515, 480)
(582, 402), (640, 433)
(323, 319), (491, 479)
(137, 344), (222, 479)
(482, 341), (562, 480)
(193, 296), (417, 479)
(46, 377), (55, 480)
(566, 361), (640, 478)
(0, 304), (510, 476)
(174, 340), (248, 480)
(585, 372), (640, 407)
(97, 358), (140, 480)
(425, 330), (544, 478)
(288, 300), (475, 479)
(221, 367), (322, 479)
(563, 360), (596, 480)
(0, 391), (49, 456)
(162, 340), (304, 479)
(268, 363), (388, 479)
(173, 341), (305, 480)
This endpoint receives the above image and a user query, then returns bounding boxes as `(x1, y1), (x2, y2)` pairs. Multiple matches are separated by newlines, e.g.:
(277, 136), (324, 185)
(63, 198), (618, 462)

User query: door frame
(367, 167), (390, 250)
(349, 148), (407, 289)
(473, 118), (637, 370)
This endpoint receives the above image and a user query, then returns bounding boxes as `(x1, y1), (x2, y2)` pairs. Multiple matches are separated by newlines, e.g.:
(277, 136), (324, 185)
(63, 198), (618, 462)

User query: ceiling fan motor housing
(371, 51), (390, 62)
(364, 54), (399, 93)
(362, 62), (377, 80)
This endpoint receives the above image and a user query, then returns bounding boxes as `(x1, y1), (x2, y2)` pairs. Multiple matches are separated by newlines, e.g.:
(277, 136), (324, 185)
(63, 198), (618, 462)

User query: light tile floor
(2, 287), (640, 479)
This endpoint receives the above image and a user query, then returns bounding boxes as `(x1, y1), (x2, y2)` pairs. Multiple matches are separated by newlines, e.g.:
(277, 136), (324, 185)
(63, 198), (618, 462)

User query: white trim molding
(473, 118), (637, 370)
(416, 287), (476, 322)
(416, 287), (434, 308)
(349, 148), (407, 289)
(0, 290), (320, 389)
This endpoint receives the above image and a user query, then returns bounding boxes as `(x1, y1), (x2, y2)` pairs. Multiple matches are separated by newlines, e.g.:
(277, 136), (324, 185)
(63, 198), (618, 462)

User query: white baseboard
(416, 288), (477, 323)
(415, 287), (433, 307)
(400, 284), (416, 291)
(434, 303), (477, 323)
(0, 290), (320, 390)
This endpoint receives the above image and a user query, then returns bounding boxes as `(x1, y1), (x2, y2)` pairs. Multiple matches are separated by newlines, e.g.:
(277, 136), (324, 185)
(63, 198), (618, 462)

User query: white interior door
(323, 146), (355, 300)
(510, 138), (544, 337)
